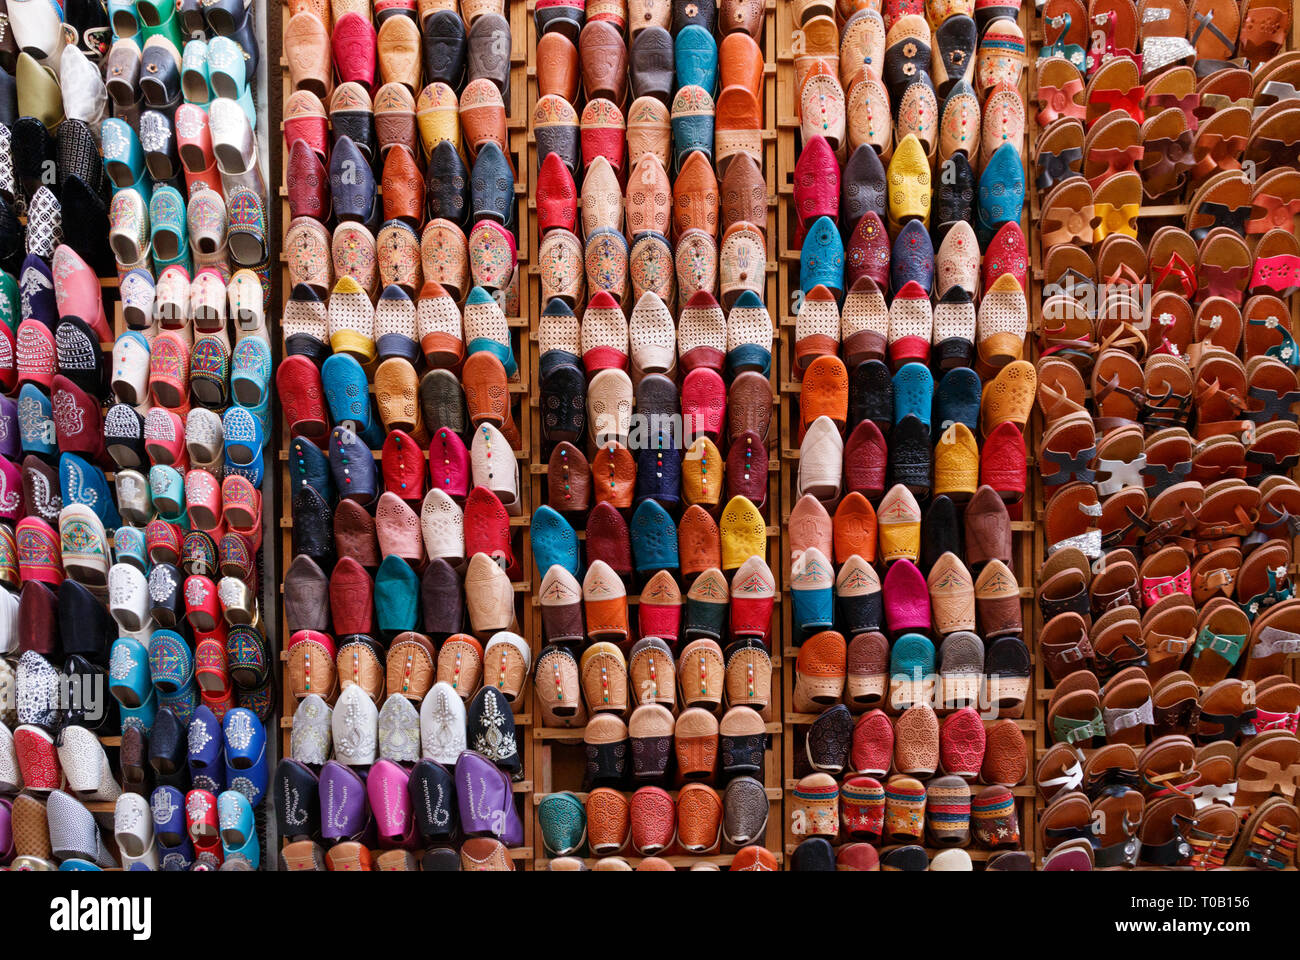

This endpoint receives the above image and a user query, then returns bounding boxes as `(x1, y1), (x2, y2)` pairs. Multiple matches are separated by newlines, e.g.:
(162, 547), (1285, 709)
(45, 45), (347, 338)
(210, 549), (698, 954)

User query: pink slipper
(185, 467), (223, 531)
(53, 246), (112, 342)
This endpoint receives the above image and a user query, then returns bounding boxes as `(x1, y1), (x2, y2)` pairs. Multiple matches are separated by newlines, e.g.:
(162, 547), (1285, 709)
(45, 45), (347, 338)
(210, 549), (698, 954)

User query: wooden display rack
(273, 0), (535, 867)
(522, 0), (786, 870)
(774, 0), (1038, 868)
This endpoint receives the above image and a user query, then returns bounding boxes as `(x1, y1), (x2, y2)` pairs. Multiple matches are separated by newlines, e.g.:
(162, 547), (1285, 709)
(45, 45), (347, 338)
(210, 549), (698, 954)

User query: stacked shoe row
(529, 0), (781, 868)
(282, 0), (520, 333)
(791, 73), (1034, 502)
(1, 689), (269, 869)
(278, 0), (529, 875)
(103, 704), (268, 870)
(103, 2), (269, 301)
(533, 0), (770, 317)
(0, 0), (272, 871)
(0, 6), (114, 275)
(786, 0), (1033, 870)
(101, 0), (274, 727)
(1030, 1), (1300, 871)
(536, 777), (776, 868)
(278, 351), (530, 865)
(273, 690), (523, 871)
(282, 624), (527, 774)
(1034, 0), (1296, 218)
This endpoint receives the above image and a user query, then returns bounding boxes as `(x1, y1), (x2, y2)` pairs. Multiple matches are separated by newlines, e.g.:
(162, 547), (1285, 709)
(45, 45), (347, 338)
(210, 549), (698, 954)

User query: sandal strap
(1197, 707), (1257, 742)
(1238, 756), (1300, 800)
(1141, 458), (1192, 495)
(1084, 767), (1140, 800)
(1138, 823), (1192, 866)
(1096, 452), (1146, 495)
(1191, 626), (1247, 663)
(1191, 7), (1235, 50)
(1103, 699), (1153, 736)
(1254, 706), (1300, 735)
(1252, 625), (1300, 659)
(1053, 709), (1106, 744)
(1041, 445), (1097, 485)
(1245, 822), (1296, 870)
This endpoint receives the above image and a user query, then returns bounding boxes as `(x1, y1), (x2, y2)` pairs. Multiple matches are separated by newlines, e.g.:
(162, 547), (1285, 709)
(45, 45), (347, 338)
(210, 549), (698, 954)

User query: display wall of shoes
(526, 0), (785, 872)
(1029, 0), (1300, 872)
(276, 0), (536, 872)
(0, 0), (275, 872)
(777, 0), (1036, 872)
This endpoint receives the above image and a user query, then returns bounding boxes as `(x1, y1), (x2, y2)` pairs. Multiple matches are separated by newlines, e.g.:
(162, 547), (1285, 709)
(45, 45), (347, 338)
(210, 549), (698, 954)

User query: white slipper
(419, 681), (466, 765)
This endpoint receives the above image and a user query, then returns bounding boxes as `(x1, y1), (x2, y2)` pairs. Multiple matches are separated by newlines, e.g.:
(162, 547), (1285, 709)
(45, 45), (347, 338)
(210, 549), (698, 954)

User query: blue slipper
(630, 498), (679, 574)
(108, 0), (141, 37)
(119, 686), (158, 736)
(223, 708), (267, 806)
(60, 453), (123, 530)
(289, 434), (333, 502)
(151, 785), (193, 870)
(157, 684), (198, 726)
(891, 219), (934, 294)
(112, 525), (149, 571)
(181, 38), (211, 103)
(230, 336), (271, 408)
(218, 790), (259, 869)
(109, 637), (153, 708)
(892, 362), (934, 427)
(977, 142), (1024, 245)
(530, 504), (580, 577)
(19, 255), (57, 327)
(674, 24), (718, 94)
(463, 286), (517, 376)
(101, 118), (145, 190)
(790, 547), (835, 637)
(800, 216), (845, 297)
(725, 289), (772, 377)
(152, 244), (193, 277)
(635, 441), (683, 507)
(934, 367), (981, 435)
(222, 405), (263, 473)
(17, 383), (55, 457)
(374, 554), (419, 636)
(148, 464), (185, 522)
(328, 424), (376, 503)
(322, 352), (371, 428)
(187, 704), (224, 793)
(890, 633), (936, 686)
(537, 791), (587, 857)
(148, 629), (193, 695)
(672, 97), (714, 168)
(149, 185), (188, 265)
(539, 298), (581, 380)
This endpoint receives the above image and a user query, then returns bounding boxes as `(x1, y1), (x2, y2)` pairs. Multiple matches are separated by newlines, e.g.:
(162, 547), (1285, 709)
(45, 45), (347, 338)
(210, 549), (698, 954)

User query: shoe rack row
(523, 0), (786, 871)
(1, 0), (276, 872)
(264, 0), (1300, 873)
(275, 0), (535, 870)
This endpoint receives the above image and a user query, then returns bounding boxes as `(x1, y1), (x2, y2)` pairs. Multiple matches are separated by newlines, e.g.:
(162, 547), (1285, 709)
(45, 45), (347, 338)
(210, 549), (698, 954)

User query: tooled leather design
(1036, 147), (1082, 191)
(670, 785), (722, 842)
(468, 20), (510, 86)
(935, 153), (973, 225)
(582, 28), (627, 100)
(806, 706), (852, 768)
(632, 734), (672, 778)
(721, 733), (766, 773)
